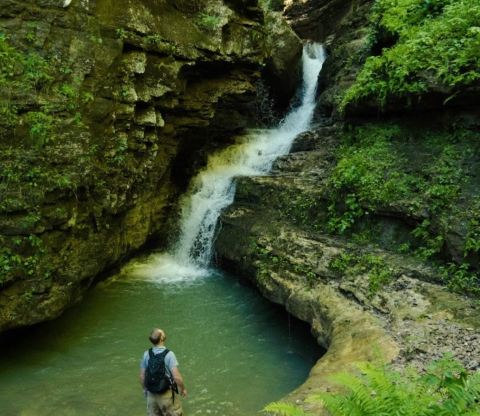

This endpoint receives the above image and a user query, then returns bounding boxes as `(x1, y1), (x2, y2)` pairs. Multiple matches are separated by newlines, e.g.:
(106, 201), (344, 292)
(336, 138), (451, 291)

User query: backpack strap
(148, 348), (169, 359)
(159, 348), (170, 359)
(156, 349), (174, 402)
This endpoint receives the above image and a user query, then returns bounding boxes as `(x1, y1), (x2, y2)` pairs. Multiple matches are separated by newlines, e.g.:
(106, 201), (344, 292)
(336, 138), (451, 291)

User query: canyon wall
(0, 0), (301, 332)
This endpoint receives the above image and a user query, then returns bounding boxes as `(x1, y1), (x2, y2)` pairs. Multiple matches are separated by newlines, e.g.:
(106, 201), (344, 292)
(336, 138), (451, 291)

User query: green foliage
(0, 33), (52, 132)
(324, 122), (480, 296)
(196, 13), (222, 30)
(464, 198), (480, 257)
(411, 219), (445, 260)
(264, 355), (480, 416)
(465, 219), (480, 255)
(146, 34), (162, 45)
(0, 235), (50, 286)
(329, 252), (395, 296)
(0, 33), (87, 146)
(328, 252), (355, 274)
(419, 143), (465, 213)
(341, 0), (480, 109)
(115, 28), (127, 40)
(326, 123), (477, 272)
(111, 134), (129, 165)
(439, 263), (480, 297)
(278, 190), (324, 230)
(0, 248), (22, 286)
(25, 111), (54, 146)
(327, 124), (414, 234)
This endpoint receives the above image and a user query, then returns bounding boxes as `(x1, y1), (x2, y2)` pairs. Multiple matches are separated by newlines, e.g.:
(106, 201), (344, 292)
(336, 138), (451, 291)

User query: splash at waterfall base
(215, 124), (480, 414)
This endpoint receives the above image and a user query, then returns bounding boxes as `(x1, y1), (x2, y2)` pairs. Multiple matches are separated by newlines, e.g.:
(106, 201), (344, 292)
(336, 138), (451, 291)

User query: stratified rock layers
(215, 125), (480, 413)
(0, 0), (301, 332)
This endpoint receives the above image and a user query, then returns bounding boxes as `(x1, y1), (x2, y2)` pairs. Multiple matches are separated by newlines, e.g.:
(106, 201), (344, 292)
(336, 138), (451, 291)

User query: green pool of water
(0, 263), (321, 416)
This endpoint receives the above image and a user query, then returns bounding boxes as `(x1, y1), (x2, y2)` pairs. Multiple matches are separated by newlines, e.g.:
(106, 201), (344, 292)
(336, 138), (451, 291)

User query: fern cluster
(264, 355), (480, 415)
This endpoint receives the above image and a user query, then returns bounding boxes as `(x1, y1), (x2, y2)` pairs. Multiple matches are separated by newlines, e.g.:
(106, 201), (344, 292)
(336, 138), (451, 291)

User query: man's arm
(171, 367), (187, 397)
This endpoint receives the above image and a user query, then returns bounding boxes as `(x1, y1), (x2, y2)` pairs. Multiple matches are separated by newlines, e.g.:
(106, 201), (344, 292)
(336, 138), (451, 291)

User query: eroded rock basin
(0, 252), (322, 416)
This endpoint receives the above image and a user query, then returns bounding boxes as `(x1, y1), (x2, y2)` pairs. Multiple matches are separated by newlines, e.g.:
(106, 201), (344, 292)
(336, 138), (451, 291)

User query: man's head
(149, 328), (166, 345)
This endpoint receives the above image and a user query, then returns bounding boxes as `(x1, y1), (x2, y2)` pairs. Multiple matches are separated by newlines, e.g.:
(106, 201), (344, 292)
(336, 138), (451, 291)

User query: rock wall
(284, 0), (370, 42)
(214, 0), (480, 411)
(215, 125), (480, 412)
(0, 0), (301, 332)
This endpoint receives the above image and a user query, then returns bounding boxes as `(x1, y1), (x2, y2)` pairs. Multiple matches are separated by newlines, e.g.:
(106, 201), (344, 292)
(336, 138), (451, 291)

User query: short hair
(149, 328), (166, 345)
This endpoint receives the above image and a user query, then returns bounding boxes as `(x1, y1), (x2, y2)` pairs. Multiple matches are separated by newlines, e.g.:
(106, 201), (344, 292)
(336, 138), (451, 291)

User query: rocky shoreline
(215, 125), (480, 413)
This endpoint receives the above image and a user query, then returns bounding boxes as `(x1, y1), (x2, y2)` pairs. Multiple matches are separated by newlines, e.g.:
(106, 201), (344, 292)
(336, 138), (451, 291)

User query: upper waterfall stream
(129, 43), (326, 281)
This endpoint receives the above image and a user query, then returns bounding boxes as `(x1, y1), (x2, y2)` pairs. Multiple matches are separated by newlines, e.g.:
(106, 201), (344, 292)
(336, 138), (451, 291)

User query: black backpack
(144, 348), (172, 394)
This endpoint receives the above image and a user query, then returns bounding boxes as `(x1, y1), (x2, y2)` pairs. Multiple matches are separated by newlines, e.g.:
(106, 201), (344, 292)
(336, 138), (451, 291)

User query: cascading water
(128, 43), (326, 282)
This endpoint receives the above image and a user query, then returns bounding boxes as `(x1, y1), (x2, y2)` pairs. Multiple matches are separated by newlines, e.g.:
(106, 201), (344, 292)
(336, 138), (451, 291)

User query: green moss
(341, 0), (480, 110)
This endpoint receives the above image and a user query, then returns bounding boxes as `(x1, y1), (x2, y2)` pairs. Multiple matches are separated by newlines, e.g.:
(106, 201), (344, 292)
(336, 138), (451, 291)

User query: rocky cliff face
(215, 124), (480, 412)
(0, 0), (301, 332)
(214, 0), (480, 411)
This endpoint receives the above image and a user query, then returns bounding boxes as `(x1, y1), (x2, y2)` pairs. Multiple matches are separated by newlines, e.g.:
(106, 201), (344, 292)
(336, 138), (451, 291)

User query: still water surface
(0, 262), (321, 416)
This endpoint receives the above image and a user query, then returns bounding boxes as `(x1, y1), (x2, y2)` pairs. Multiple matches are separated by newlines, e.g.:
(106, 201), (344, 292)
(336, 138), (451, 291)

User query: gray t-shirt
(140, 346), (179, 380)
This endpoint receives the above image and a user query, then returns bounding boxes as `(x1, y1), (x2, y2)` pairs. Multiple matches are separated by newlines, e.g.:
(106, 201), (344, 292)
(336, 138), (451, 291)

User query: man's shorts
(146, 390), (183, 416)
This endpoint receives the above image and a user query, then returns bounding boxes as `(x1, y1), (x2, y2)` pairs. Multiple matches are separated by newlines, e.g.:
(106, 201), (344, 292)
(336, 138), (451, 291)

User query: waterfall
(127, 43), (326, 282)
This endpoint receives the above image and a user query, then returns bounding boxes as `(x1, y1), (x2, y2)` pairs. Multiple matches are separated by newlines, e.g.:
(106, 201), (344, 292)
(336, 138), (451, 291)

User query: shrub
(327, 124), (414, 234)
(341, 0), (480, 110)
(439, 263), (480, 297)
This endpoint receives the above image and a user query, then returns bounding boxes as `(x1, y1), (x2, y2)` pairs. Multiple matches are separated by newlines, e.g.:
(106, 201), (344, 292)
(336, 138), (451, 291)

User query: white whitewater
(126, 43), (326, 282)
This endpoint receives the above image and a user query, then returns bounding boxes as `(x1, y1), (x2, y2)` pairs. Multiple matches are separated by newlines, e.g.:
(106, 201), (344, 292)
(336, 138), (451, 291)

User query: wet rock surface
(0, 0), (301, 332)
(215, 123), (480, 412)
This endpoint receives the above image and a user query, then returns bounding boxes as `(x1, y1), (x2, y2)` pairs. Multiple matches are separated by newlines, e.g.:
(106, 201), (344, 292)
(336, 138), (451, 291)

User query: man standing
(140, 328), (187, 416)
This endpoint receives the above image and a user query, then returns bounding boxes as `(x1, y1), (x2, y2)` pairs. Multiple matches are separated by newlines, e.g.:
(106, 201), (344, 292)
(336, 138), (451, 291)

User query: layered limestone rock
(207, 0), (480, 411)
(215, 125), (480, 413)
(284, 0), (370, 41)
(0, 0), (301, 332)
